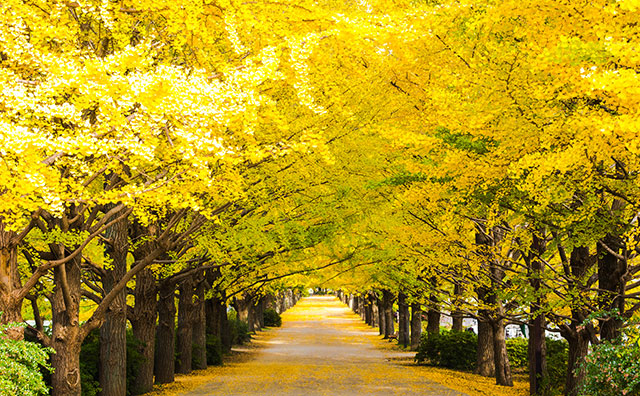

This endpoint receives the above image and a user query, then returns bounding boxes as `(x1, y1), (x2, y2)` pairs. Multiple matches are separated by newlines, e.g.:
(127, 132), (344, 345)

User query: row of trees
(2, 1), (639, 396)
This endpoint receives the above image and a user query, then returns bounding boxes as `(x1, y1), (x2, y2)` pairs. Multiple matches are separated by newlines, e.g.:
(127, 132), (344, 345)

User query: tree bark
(528, 232), (547, 395)
(426, 304), (440, 335)
(410, 302), (422, 350)
(130, 267), (157, 394)
(192, 273), (207, 370)
(377, 295), (385, 336)
(0, 223), (24, 340)
(492, 315), (513, 387)
(176, 275), (194, 374)
(597, 233), (626, 341)
(564, 329), (589, 396)
(561, 245), (594, 396)
(398, 292), (410, 348)
(452, 283), (464, 332)
(99, 210), (128, 396)
(155, 280), (176, 384)
(476, 317), (495, 377)
(383, 289), (394, 338)
(50, 255), (83, 396)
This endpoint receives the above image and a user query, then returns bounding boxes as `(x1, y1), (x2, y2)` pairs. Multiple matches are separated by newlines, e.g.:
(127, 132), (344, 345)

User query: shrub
(0, 322), (52, 396)
(579, 337), (640, 396)
(546, 338), (568, 392)
(227, 309), (251, 345)
(506, 337), (528, 368)
(415, 330), (477, 370)
(264, 308), (282, 327)
(507, 337), (568, 393)
(205, 334), (223, 366)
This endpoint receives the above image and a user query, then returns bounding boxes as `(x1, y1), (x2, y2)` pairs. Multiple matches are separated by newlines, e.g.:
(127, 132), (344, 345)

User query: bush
(264, 308), (282, 327)
(80, 329), (146, 396)
(205, 334), (223, 366)
(227, 308), (251, 345)
(546, 338), (568, 392)
(506, 337), (528, 368)
(579, 337), (640, 396)
(0, 322), (52, 396)
(415, 330), (477, 370)
(506, 337), (568, 392)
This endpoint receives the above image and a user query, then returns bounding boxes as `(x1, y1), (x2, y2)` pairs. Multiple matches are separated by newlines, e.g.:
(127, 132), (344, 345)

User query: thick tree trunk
(377, 295), (385, 336)
(0, 223), (24, 340)
(192, 274), (207, 370)
(155, 280), (176, 384)
(364, 293), (373, 326)
(370, 293), (378, 327)
(131, 268), (157, 394)
(598, 233), (626, 341)
(564, 329), (589, 396)
(492, 316), (513, 387)
(256, 296), (265, 330)
(176, 276), (194, 374)
(452, 283), (464, 332)
(398, 292), (410, 348)
(426, 305), (440, 335)
(528, 316), (547, 395)
(476, 318), (495, 377)
(528, 232), (547, 395)
(562, 246), (594, 396)
(100, 211), (128, 396)
(410, 303), (422, 350)
(383, 289), (394, 338)
(206, 298), (221, 337)
(234, 293), (252, 325)
(50, 256), (83, 396)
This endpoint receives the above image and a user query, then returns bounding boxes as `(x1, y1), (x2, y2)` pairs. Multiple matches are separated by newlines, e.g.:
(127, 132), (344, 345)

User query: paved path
(184, 296), (465, 396)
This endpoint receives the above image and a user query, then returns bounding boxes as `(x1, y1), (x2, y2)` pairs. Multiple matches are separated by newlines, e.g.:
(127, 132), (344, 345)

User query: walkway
(183, 296), (465, 396)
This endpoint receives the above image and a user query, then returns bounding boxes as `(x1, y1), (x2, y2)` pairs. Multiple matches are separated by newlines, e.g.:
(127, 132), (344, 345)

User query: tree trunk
(452, 283), (464, 332)
(0, 223), (24, 340)
(377, 295), (385, 336)
(155, 280), (176, 384)
(528, 232), (547, 395)
(476, 318), (495, 377)
(234, 293), (251, 324)
(564, 329), (589, 396)
(256, 296), (265, 330)
(598, 233), (626, 341)
(426, 305), (440, 335)
(100, 211), (128, 396)
(370, 293), (378, 327)
(410, 302), (422, 350)
(364, 294), (373, 326)
(50, 255), (83, 396)
(492, 316), (513, 387)
(562, 246), (595, 396)
(130, 268), (157, 394)
(192, 274), (207, 370)
(176, 276), (194, 374)
(383, 289), (394, 338)
(398, 292), (410, 348)
(528, 316), (547, 395)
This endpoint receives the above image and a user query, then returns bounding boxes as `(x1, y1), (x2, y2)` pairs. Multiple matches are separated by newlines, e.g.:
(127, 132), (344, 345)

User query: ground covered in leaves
(152, 296), (526, 396)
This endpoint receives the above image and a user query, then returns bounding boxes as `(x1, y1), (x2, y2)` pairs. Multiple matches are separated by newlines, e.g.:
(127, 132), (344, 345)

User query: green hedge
(415, 330), (477, 370)
(264, 308), (282, 327)
(227, 309), (251, 345)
